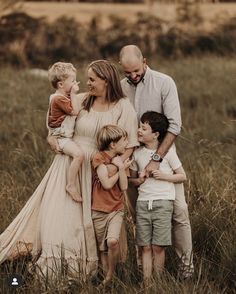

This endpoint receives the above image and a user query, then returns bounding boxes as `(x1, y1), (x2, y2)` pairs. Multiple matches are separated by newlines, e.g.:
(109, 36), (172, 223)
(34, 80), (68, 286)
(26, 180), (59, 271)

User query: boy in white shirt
(129, 111), (186, 284)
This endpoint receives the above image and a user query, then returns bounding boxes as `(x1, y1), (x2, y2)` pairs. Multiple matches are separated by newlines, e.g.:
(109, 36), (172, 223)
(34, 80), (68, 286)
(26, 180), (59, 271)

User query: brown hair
(48, 62), (76, 89)
(82, 60), (124, 111)
(97, 125), (128, 151)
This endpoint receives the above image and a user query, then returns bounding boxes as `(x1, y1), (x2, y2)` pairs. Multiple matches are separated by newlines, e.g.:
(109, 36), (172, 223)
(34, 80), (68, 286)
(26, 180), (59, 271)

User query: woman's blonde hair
(97, 125), (128, 151)
(82, 60), (124, 111)
(48, 62), (76, 89)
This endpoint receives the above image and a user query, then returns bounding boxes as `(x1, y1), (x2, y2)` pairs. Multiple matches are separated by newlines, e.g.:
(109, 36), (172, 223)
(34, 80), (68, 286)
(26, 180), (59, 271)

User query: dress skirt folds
(0, 96), (138, 277)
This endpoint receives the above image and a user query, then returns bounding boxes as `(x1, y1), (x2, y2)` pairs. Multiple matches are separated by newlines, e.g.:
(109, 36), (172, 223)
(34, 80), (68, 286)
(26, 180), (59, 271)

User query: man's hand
(47, 135), (62, 154)
(145, 160), (160, 177)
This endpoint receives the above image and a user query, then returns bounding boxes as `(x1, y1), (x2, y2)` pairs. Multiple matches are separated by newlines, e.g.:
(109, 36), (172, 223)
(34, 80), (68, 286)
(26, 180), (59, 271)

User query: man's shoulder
(148, 67), (173, 82)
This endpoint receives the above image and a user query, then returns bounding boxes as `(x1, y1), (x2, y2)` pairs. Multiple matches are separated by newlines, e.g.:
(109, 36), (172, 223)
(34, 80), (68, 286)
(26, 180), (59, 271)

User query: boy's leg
(136, 201), (153, 285)
(102, 211), (124, 284)
(62, 140), (84, 202)
(100, 251), (108, 276)
(152, 200), (173, 275)
(152, 245), (165, 274)
(141, 245), (153, 281)
(106, 238), (119, 282)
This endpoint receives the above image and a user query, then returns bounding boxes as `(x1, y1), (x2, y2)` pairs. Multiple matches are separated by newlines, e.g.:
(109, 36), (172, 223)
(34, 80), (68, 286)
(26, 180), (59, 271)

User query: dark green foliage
(1, 12), (236, 68)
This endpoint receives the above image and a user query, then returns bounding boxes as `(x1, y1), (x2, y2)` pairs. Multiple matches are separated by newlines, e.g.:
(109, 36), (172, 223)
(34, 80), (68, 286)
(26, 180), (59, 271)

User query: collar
(126, 66), (151, 87)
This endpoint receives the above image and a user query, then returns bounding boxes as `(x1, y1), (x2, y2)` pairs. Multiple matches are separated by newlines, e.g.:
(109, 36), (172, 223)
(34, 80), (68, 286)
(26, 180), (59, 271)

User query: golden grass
(0, 56), (236, 292)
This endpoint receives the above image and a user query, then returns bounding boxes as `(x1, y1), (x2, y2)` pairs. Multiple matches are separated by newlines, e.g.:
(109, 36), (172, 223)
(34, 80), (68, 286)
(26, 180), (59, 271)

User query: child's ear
(57, 81), (63, 88)
(154, 131), (159, 139)
(110, 142), (115, 150)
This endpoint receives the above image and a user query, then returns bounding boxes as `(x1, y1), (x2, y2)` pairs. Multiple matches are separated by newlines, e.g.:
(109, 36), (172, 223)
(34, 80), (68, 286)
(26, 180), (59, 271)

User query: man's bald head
(119, 45), (147, 85)
(119, 45), (143, 66)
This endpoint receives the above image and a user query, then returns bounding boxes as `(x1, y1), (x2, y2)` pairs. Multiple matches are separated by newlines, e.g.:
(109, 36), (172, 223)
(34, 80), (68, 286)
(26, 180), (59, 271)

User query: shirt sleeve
(166, 147), (182, 171)
(161, 76), (182, 136)
(117, 98), (139, 148)
(54, 96), (73, 115)
(92, 152), (106, 170)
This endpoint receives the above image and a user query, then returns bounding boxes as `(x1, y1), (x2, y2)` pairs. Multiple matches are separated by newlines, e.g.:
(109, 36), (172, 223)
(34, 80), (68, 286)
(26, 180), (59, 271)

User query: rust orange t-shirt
(48, 95), (73, 128)
(91, 151), (124, 213)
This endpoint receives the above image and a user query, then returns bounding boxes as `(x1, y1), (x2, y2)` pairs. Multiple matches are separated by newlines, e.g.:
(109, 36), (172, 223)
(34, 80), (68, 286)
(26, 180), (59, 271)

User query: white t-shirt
(130, 145), (182, 201)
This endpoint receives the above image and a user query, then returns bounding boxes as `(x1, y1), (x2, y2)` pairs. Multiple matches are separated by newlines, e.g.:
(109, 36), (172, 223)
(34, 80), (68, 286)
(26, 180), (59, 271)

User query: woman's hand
(47, 135), (62, 154)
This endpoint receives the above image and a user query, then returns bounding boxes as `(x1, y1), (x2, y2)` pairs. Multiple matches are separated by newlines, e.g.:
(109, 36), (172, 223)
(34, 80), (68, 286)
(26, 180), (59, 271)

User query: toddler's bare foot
(97, 277), (112, 291)
(66, 185), (83, 202)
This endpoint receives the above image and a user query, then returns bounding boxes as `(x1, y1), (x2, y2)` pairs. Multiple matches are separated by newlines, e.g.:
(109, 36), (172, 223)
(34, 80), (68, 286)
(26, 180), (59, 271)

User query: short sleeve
(117, 98), (139, 148)
(92, 152), (106, 169)
(166, 146), (182, 171)
(54, 96), (73, 115)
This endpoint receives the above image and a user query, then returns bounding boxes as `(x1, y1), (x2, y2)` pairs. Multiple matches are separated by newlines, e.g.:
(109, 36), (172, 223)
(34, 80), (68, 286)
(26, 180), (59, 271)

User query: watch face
(152, 154), (161, 161)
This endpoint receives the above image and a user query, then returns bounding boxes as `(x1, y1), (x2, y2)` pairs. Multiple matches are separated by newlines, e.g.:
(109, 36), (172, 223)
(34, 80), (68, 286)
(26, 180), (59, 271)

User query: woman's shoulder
(115, 97), (133, 110)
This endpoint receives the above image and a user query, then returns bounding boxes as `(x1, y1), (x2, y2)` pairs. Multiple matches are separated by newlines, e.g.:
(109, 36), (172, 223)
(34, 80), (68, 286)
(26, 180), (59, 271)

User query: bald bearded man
(119, 45), (194, 278)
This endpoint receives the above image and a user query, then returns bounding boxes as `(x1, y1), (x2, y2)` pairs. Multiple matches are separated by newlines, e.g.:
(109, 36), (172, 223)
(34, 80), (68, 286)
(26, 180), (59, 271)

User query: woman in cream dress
(0, 60), (138, 277)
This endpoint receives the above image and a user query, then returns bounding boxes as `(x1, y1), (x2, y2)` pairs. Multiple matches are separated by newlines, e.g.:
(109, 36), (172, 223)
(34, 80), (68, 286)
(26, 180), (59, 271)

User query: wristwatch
(151, 153), (163, 162)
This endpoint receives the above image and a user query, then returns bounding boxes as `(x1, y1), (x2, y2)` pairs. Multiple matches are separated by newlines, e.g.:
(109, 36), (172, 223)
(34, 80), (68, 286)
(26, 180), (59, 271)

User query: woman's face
(87, 68), (107, 98)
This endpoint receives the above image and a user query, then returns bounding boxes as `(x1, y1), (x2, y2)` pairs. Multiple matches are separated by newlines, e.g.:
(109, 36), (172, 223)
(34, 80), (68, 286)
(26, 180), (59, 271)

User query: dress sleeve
(117, 98), (139, 148)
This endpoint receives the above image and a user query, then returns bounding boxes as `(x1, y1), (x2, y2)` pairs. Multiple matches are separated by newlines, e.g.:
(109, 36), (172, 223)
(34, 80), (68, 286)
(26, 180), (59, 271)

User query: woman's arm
(96, 164), (119, 190)
(47, 135), (62, 154)
(152, 166), (186, 183)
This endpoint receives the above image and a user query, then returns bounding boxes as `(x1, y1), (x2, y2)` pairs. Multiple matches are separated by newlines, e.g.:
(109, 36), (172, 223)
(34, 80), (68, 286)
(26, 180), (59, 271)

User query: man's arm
(145, 132), (177, 174)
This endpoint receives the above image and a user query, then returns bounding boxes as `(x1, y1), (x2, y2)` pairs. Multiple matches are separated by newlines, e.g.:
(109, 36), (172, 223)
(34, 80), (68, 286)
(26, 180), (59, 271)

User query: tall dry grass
(0, 56), (236, 293)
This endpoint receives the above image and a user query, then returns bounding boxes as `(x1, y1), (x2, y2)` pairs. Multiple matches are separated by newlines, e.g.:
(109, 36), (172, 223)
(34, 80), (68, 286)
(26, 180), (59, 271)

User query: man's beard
(128, 73), (145, 85)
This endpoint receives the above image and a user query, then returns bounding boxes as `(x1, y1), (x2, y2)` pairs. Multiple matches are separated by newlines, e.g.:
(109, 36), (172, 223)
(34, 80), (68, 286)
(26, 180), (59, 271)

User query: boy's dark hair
(140, 111), (169, 143)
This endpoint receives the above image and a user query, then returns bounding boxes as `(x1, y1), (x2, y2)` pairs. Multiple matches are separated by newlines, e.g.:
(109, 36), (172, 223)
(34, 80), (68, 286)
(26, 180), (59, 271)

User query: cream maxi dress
(0, 95), (138, 277)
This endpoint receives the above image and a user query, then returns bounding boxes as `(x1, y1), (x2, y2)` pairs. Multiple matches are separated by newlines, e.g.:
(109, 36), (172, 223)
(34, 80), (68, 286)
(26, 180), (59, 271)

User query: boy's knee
(142, 245), (152, 253)
(152, 245), (164, 254)
(107, 238), (118, 249)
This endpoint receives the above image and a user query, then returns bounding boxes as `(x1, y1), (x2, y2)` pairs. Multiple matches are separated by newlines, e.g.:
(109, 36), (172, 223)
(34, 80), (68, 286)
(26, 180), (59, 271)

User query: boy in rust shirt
(91, 125), (133, 288)
(47, 62), (84, 202)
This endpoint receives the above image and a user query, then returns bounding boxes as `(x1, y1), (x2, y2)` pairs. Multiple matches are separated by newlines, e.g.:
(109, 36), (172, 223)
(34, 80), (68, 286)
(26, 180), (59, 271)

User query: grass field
(13, 2), (236, 30)
(0, 56), (236, 293)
